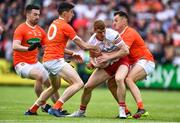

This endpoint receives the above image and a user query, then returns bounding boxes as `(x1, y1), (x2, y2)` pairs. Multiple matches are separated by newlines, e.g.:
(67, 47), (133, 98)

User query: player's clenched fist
(28, 43), (41, 51)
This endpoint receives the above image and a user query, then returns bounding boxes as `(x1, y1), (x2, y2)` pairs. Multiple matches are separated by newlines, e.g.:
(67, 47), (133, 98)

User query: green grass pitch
(0, 86), (180, 123)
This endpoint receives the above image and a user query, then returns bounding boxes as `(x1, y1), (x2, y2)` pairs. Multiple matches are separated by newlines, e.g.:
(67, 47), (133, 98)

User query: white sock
(119, 106), (126, 118)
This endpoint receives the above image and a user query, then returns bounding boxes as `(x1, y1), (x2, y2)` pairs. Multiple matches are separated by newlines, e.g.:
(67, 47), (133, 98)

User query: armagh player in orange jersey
(26, 2), (99, 117)
(13, 5), (81, 115)
(96, 11), (155, 119)
(13, 5), (60, 114)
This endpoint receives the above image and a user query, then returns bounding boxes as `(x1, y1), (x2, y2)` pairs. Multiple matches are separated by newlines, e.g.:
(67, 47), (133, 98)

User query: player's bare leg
(56, 64), (84, 102)
(25, 74), (60, 115)
(29, 68), (60, 103)
(43, 78), (60, 103)
(40, 76), (60, 112)
(107, 78), (118, 102)
(107, 68), (131, 119)
(29, 69), (44, 97)
(82, 69), (111, 105)
(115, 65), (129, 118)
(48, 63), (84, 117)
(24, 69), (50, 115)
(37, 75), (60, 104)
(68, 68), (111, 117)
(125, 64), (149, 118)
(29, 69), (60, 112)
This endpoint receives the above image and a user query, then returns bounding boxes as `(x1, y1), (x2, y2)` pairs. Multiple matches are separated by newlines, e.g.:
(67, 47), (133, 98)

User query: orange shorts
(104, 56), (129, 76)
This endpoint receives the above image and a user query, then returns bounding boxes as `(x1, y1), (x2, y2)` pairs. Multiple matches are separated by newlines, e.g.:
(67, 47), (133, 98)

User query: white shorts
(136, 59), (155, 75)
(43, 58), (69, 75)
(14, 62), (49, 82)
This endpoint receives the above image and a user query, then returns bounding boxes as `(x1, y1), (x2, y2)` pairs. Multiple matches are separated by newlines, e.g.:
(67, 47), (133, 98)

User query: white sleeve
(106, 28), (120, 41)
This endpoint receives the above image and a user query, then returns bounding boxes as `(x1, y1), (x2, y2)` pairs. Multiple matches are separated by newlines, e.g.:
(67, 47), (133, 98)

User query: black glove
(37, 42), (42, 48)
(28, 43), (40, 51)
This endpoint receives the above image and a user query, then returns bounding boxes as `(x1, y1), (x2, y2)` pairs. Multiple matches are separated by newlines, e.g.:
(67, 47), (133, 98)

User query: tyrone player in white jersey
(87, 27), (121, 68)
(68, 20), (130, 118)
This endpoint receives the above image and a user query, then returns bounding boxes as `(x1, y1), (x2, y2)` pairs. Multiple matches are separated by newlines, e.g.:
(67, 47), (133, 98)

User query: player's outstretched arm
(64, 48), (83, 63)
(73, 36), (100, 52)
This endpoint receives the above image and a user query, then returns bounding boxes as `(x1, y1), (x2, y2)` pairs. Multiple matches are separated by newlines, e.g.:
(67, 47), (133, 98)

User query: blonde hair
(94, 20), (105, 30)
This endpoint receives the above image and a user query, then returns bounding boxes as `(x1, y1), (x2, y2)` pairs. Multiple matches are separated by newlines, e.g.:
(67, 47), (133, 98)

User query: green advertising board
(137, 64), (180, 90)
(1, 57), (180, 89)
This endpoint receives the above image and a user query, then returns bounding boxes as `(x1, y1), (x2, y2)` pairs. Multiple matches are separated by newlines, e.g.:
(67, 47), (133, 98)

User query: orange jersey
(120, 27), (154, 64)
(13, 22), (46, 66)
(43, 18), (76, 62)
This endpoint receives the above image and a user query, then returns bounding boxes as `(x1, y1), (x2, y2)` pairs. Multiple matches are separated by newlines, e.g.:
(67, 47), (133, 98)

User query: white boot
(67, 110), (85, 117)
(119, 106), (127, 119)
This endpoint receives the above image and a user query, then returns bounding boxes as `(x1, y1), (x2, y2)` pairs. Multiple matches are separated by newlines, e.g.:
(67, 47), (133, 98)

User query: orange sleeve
(63, 24), (76, 40)
(123, 30), (136, 48)
(13, 26), (23, 42)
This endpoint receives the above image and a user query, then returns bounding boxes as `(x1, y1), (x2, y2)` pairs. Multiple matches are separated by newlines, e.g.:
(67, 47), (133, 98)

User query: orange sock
(125, 106), (130, 113)
(53, 100), (63, 110)
(30, 104), (39, 113)
(137, 102), (144, 109)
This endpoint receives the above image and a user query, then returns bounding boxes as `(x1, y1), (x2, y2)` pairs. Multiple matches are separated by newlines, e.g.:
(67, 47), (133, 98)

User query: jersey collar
(120, 26), (128, 35)
(25, 21), (36, 29)
(59, 16), (65, 20)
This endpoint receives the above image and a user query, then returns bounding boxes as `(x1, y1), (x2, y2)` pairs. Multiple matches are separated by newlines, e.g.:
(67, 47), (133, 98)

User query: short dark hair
(58, 2), (74, 15)
(25, 4), (40, 13)
(114, 11), (129, 23)
(94, 20), (105, 30)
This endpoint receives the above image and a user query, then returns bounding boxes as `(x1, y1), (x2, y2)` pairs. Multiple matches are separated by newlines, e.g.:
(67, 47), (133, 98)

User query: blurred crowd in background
(0, 0), (180, 74)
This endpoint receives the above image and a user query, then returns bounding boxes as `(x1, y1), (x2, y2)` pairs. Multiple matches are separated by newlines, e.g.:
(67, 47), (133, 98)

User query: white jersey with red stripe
(88, 28), (123, 52)
(88, 28), (124, 65)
